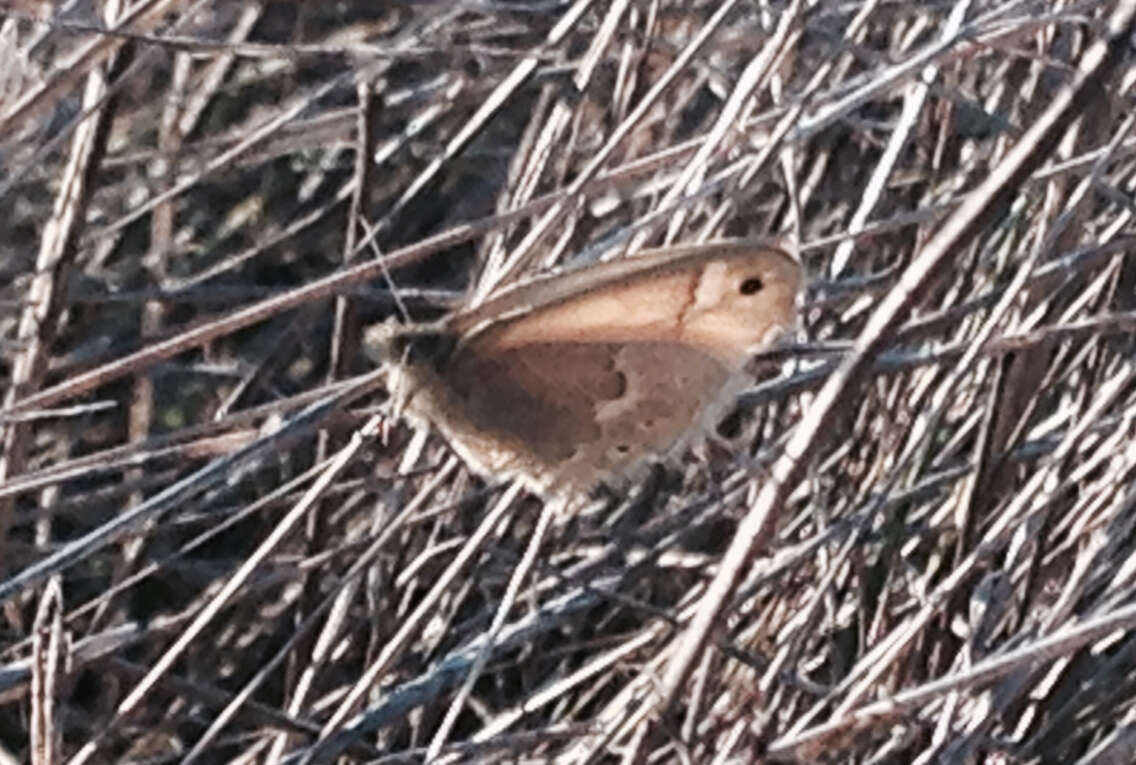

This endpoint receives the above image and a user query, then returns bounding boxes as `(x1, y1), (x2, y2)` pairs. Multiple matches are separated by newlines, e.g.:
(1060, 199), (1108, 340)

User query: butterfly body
(368, 241), (801, 497)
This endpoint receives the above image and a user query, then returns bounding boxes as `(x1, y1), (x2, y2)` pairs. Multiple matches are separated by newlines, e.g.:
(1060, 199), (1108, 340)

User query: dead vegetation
(2, 0), (1136, 762)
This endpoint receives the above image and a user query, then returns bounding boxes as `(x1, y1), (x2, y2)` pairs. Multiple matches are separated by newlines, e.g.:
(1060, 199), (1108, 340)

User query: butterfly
(366, 240), (801, 497)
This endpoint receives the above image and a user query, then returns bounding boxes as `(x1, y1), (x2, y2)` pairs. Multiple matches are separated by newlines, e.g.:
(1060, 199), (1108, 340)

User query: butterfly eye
(739, 277), (764, 295)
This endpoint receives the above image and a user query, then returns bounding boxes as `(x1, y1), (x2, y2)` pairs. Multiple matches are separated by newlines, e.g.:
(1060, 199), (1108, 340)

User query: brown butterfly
(366, 240), (801, 497)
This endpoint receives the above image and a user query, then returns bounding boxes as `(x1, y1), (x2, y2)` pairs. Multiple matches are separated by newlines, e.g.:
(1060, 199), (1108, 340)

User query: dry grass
(2, 1), (1136, 762)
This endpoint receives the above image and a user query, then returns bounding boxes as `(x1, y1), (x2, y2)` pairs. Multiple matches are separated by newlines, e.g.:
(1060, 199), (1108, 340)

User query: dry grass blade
(2, 2), (1136, 763)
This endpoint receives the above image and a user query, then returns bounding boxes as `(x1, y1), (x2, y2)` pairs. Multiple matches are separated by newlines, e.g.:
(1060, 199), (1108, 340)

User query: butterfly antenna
(358, 215), (411, 323)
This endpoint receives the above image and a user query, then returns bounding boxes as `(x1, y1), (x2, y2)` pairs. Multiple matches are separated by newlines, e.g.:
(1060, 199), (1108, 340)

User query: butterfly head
(364, 318), (458, 371)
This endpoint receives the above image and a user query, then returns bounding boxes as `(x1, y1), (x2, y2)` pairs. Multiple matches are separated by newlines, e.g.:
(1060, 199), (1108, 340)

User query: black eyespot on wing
(739, 277), (764, 295)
